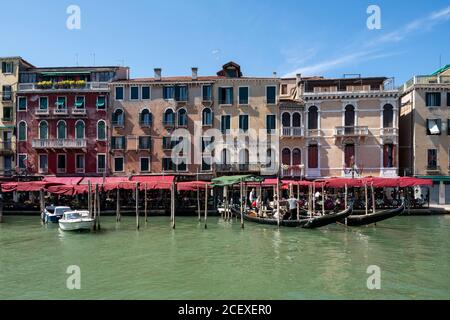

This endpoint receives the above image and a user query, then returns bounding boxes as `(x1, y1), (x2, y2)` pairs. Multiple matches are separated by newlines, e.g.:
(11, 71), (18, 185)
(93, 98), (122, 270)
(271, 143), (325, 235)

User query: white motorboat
(59, 211), (94, 231)
(42, 205), (72, 223)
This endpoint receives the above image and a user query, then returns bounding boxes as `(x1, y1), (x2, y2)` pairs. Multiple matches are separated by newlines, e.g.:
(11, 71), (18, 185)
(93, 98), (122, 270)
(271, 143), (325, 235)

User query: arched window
(39, 121), (48, 140)
(282, 112), (291, 127)
(266, 148), (276, 168)
(18, 121), (27, 141)
(292, 112), (301, 127)
(112, 109), (124, 126)
(178, 108), (187, 126)
(140, 109), (152, 126)
(97, 120), (106, 140)
(344, 105), (355, 134)
(75, 120), (85, 139)
(57, 121), (66, 139)
(239, 148), (249, 170)
(164, 109), (175, 125)
(202, 108), (212, 126)
(282, 148), (291, 165)
(308, 106), (318, 130)
(292, 148), (301, 165)
(383, 104), (394, 128)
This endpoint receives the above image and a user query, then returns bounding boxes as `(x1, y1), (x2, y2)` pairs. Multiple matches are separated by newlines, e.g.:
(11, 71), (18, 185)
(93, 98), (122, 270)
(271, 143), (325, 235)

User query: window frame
(141, 86), (151, 100)
(114, 156), (125, 173)
(266, 85), (277, 105)
(97, 153), (107, 174)
(56, 153), (67, 174)
(38, 154), (49, 174)
(130, 86), (139, 101)
(17, 96), (27, 111)
(238, 86), (249, 105)
(18, 154), (28, 170)
(75, 153), (85, 173)
(139, 157), (151, 173)
(18, 121), (27, 141)
(115, 86), (124, 101)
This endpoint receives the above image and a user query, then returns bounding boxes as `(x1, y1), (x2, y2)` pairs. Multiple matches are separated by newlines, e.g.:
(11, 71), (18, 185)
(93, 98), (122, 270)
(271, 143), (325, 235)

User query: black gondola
(339, 202), (405, 226)
(241, 205), (353, 229)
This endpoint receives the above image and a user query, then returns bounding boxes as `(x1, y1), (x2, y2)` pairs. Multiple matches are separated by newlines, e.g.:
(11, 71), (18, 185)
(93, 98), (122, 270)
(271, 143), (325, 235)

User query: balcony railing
(380, 127), (398, 136)
(35, 109), (49, 115)
(305, 129), (322, 138)
(163, 120), (175, 127)
(139, 120), (152, 128)
(32, 139), (87, 149)
(426, 165), (440, 172)
(112, 120), (124, 128)
(281, 127), (304, 137)
(54, 108), (68, 115)
(72, 108), (87, 115)
(334, 126), (369, 137)
(18, 82), (110, 92)
(401, 75), (450, 92)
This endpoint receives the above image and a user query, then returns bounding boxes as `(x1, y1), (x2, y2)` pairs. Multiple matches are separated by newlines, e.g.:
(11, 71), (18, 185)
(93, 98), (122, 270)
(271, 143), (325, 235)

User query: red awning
(399, 177), (433, 187)
(79, 177), (130, 185)
(131, 175), (175, 190)
(43, 177), (83, 185)
(177, 181), (211, 191)
(316, 177), (364, 188)
(1, 181), (61, 192)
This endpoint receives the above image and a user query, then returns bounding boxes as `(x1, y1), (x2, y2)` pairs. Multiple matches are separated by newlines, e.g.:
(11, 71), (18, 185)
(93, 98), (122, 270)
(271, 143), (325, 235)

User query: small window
(114, 157), (124, 172)
(427, 149), (437, 169)
(39, 97), (48, 110)
(57, 154), (66, 173)
(266, 86), (276, 104)
(426, 119), (442, 135)
(76, 154), (85, 173)
(97, 154), (106, 173)
(39, 154), (48, 173)
(281, 84), (288, 95)
(266, 115), (276, 133)
(18, 154), (27, 170)
(221, 115), (231, 134)
(202, 85), (212, 101)
(426, 92), (441, 107)
(239, 115), (249, 132)
(202, 108), (213, 126)
(111, 136), (125, 149)
(177, 158), (187, 171)
(202, 157), (211, 171)
(96, 96), (106, 109)
(3, 107), (12, 121)
(2, 86), (12, 101)
(142, 86), (151, 100)
(140, 109), (152, 126)
(115, 86), (124, 100)
(2, 61), (13, 74)
(239, 87), (249, 104)
(178, 109), (188, 126)
(447, 92), (450, 107)
(56, 97), (67, 109)
(75, 96), (85, 109)
(163, 86), (174, 100)
(175, 86), (188, 102)
(383, 144), (394, 168)
(130, 86), (139, 100)
(162, 158), (175, 171)
(139, 136), (151, 149)
(140, 158), (150, 172)
(17, 97), (27, 111)
(218, 87), (233, 105)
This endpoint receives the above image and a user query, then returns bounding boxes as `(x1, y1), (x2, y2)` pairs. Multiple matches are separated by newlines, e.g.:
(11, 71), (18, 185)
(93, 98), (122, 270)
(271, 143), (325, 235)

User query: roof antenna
(91, 53), (96, 66)
(75, 53), (79, 66)
(439, 54), (442, 69)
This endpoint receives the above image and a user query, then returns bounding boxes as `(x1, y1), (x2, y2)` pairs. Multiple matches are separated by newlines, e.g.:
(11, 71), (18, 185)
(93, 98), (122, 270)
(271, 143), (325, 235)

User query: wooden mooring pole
(88, 181), (92, 219)
(136, 182), (140, 230)
(204, 183), (208, 229)
(240, 180), (244, 229)
(144, 183), (148, 224)
(197, 186), (201, 222)
(97, 184), (101, 230)
(116, 188), (120, 222)
(171, 182), (175, 229)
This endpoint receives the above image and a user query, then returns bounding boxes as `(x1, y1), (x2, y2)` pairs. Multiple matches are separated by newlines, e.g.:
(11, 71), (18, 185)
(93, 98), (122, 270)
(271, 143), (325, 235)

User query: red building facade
(16, 66), (129, 177)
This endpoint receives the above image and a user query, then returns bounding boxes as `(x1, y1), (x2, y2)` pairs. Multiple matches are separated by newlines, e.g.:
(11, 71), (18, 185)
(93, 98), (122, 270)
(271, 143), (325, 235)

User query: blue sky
(1, 0), (450, 84)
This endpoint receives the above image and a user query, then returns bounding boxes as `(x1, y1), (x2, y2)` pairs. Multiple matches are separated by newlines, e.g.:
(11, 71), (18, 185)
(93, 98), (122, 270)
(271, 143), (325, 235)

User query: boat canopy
(211, 175), (264, 187)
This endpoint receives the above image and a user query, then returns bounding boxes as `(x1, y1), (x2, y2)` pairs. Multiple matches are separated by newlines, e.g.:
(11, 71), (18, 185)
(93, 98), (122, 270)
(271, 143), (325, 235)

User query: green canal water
(0, 215), (449, 300)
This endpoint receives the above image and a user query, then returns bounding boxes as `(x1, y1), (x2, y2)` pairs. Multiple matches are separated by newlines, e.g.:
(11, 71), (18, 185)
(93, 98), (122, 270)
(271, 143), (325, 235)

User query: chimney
(296, 73), (302, 84)
(192, 67), (198, 80)
(296, 73), (303, 100)
(273, 72), (277, 78)
(154, 68), (162, 81)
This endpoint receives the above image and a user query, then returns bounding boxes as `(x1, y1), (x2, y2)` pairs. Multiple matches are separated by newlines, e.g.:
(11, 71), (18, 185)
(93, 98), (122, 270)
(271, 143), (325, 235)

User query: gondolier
(287, 194), (298, 220)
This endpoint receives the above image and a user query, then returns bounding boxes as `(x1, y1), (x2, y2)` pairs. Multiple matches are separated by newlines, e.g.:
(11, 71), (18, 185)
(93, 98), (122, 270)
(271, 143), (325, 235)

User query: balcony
(334, 126), (369, 137)
(32, 139), (87, 149)
(72, 108), (87, 115)
(139, 121), (152, 128)
(18, 82), (110, 92)
(281, 127), (304, 138)
(305, 129), (322, 138)
(54, 108), (68, 115)
(35, 109), (49, 116)
(426, 165), (440, 173)
(380, 127), (398, 143)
